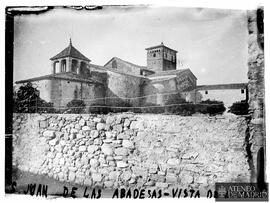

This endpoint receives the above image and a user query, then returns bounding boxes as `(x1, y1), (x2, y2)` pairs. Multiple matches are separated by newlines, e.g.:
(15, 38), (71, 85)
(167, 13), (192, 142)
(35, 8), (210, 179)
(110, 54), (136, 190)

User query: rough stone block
(101, 144), (114, 155)
(155, 182), (168, 188)
(114, 147), (128, 156)
(39, 121), (48, 128)
(43, 130), (55, 139)
(68, 172), (76, 182)
(79, 146), (87, 152)
(49, 138), (58, 146)
(84, 178), (92, 186)
(167, 158), (180, 166)
(96, 123), (106, 131)
(92, 173), (102, 182)
(82, 126), (91, 131)
(79, 119), (86, 126)
(122, 140), (134, 148)
(117, 161), (128, 168)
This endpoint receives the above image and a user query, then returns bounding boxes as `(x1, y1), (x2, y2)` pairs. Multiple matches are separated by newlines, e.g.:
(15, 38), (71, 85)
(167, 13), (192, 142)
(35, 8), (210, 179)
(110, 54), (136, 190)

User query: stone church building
(16, 40), (200, 109)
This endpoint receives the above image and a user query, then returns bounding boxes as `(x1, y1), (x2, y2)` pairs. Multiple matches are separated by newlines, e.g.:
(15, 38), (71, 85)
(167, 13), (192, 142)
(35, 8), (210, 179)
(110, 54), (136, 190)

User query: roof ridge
(105, 56), (146, 70)
(145, 44), (178, 53)
(50, 43), (90, 61)
(90, 63), (149, 79)
(15, 72), (101, 84)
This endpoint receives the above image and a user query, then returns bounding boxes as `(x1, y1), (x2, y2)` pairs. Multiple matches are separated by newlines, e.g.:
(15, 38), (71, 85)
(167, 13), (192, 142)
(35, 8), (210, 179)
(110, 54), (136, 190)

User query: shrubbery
(14, 84), (226, 116)
(66, 99), (86, 114)
(88, 104), (110, 114)
(196, 99), (226, 115)
(228, 100), (249, 115)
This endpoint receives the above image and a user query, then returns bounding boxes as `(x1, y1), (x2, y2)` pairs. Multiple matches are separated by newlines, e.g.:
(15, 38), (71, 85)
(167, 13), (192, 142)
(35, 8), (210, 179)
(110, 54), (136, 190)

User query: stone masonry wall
(13, 113), (250, 192)
(106, 71), (143, 106)
(247, 8), (265, 182)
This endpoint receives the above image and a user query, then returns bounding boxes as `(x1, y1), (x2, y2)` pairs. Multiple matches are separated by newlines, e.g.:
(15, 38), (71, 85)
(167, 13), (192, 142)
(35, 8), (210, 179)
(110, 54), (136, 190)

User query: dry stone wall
(13, 113), (251, 191)
(247, 9), (265, 182)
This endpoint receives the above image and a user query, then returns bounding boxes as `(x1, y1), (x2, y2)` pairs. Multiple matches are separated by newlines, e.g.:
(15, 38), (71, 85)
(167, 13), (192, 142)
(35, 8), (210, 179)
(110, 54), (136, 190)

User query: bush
(197, 99), (226, 115)
(88, 104), (110, 114)
(37, 100), (56, 113)
(134, 99), (226, 116)
(66, 99), (86, 114)
(228, 100), (249, 115)
(140, 103), (165, 114)
(165, 103), (194, 116)
(109, 101), (132, 113)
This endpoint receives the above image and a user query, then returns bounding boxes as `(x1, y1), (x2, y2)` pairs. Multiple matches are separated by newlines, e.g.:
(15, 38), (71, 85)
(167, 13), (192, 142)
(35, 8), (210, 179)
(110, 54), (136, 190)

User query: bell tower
(50, 38), (91, 75)
(146, 42), (177, 72)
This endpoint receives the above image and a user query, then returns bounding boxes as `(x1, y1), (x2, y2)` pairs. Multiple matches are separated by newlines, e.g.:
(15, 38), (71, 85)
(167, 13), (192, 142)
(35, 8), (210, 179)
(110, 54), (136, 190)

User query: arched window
(74, 89), (78, 99)
(71, 59), (78, 72)
(53, 61), (60, 73)
(153, 53), (156, 57)
(61, 60), (66, 72)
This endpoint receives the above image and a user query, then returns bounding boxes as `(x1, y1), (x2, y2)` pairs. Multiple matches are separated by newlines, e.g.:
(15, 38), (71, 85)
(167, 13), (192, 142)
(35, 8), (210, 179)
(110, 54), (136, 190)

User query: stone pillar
(51, 61), (55, 74)
(77, 60), (81, 75)
(60, 59), (63, 72)
(66, 57), (71, 72)
(247, 8), (265, 183)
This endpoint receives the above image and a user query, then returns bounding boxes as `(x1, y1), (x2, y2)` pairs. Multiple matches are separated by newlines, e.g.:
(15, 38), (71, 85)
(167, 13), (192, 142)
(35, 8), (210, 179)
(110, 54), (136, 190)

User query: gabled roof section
(147, 69), (197, 80)
(50, 39), (90, 61)
(147, 69), (186, 77)
(104, 57), (151, 71)
(91, 62), (149, 80)
(145, 42), (178, 53)
(16, 72), (101, 84)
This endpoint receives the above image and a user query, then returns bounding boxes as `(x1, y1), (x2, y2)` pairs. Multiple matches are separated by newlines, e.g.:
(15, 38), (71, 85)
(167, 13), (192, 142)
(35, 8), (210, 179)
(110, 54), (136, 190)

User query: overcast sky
(14, 6), (248, 85)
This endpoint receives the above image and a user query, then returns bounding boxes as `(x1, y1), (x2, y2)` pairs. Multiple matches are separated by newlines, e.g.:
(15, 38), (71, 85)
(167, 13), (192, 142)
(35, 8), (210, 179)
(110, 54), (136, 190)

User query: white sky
(14, 6), (248, 85)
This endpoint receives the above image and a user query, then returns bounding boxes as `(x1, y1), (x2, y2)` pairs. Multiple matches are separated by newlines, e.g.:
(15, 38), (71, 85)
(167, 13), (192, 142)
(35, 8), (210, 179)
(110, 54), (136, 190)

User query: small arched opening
(60, 59), (66, 72)
(79, 61), (87, 75)
(53, 61), (60, 73)
(71, 59), (78, 73)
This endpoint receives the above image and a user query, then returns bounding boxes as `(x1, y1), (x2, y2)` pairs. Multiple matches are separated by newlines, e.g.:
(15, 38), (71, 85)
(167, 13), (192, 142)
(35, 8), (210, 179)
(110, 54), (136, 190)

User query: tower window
(153, 53), (156, 57)
(205, 90), (208, 95)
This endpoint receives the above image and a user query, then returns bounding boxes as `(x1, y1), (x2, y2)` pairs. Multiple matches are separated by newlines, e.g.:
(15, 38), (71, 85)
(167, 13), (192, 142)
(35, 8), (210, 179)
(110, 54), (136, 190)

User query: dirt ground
(8, 168), (113, 199)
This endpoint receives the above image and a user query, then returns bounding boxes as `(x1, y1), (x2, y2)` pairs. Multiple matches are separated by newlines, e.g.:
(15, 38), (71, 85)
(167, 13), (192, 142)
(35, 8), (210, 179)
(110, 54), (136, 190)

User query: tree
(13, 82), (55, 113)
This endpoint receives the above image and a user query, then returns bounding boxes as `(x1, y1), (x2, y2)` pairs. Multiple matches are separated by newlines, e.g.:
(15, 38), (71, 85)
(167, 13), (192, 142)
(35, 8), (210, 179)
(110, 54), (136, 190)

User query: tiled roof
(50, 41), (90, 61)
(147, 69), (187, 77)
(145, 43), (178, 53)
(91, 63), (149, 80)
(148, 69), (197, 81)
(16, 72), (101, 84)
(104, 57), (152, 71)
